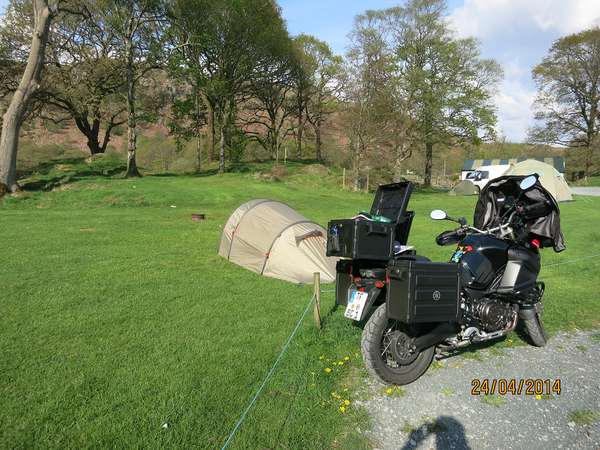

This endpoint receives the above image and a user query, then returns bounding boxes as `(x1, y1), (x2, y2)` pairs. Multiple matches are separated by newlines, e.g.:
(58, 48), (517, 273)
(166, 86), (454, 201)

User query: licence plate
(344, 290), (369, 321)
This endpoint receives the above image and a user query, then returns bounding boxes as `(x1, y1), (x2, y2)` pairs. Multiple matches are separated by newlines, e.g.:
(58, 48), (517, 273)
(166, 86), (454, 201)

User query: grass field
(2, 161), (600, 448)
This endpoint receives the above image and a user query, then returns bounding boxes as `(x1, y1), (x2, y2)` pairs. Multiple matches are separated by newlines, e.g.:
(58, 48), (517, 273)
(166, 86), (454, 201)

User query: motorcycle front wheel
(361, 304), (434, 385)
(522, 313), (548, 347)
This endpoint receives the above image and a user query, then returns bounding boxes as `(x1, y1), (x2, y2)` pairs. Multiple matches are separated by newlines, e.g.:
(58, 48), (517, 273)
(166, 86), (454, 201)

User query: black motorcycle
(327, 174), (565, 385)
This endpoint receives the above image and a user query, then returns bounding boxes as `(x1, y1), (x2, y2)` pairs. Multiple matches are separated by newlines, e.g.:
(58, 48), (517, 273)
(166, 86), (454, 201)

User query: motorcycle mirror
(430, 209), (448, 220)
(519, 175), (538, 191)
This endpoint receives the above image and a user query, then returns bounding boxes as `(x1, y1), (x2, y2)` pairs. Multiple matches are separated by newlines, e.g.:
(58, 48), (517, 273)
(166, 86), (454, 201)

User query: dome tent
(505, 159), (573, 202)
(218, 199), (338, 284)
(449, 180), (479, 196)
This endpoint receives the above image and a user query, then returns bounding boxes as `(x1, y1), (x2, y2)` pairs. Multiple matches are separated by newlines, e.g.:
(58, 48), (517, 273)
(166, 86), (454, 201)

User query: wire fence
(220, 293), (317, 450)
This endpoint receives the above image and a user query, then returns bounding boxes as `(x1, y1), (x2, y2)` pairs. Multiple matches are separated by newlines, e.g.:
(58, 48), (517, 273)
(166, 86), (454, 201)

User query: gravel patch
(358, 330), (600, 450)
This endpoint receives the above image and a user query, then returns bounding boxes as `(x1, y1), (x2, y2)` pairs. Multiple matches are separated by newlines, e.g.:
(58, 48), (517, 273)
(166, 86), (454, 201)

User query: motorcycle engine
(468, 298), (516, 332)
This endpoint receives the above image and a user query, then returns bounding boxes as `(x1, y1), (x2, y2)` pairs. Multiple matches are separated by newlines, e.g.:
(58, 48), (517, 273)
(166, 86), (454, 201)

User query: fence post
(342, 168), (346, 190)
(313, 272), (321, 329)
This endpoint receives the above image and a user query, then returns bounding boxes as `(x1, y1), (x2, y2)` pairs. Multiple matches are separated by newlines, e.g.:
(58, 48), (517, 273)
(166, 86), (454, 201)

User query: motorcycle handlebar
(442, 199), (550, 242)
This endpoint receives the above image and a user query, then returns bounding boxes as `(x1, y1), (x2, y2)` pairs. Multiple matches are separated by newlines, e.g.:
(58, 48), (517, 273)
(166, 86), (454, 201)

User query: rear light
(531, 239), (541, 248)
(358, 287), (365, 292)
(375, 280), (385, 289)
(385, 272), (390, 285)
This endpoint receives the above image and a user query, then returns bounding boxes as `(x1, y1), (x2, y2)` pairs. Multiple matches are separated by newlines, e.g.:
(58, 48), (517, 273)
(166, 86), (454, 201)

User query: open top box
(369, 182), (413, 223)
(326, 182), (414, 261)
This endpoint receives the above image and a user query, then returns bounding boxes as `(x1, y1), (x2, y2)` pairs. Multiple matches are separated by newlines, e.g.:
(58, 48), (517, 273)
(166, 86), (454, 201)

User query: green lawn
(1, 163), (599, 448)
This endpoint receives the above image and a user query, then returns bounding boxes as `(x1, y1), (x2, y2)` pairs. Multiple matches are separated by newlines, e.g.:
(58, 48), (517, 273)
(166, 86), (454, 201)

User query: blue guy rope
(220, 293), (316, 450)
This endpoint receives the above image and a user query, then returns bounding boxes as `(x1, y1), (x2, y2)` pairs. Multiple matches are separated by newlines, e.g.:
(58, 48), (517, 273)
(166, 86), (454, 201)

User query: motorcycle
(328, 174), (566, 385)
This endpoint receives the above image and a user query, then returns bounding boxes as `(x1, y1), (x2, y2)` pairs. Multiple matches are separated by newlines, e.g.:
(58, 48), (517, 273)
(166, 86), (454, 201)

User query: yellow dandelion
(535, 394), (542, 400)
(324, 367), (332, 373)
(386, 387), (393, 395)
(343, 399), (350, 406)
(338, 361), (344, 366)
(344, 356), (350, 361)
(339, 406), (346, 413)
(319, 355), (325, 360)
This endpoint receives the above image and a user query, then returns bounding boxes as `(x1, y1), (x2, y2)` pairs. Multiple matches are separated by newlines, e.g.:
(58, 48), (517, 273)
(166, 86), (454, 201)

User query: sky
(279, 0), (600, 142)
(2, 0), (600, 142)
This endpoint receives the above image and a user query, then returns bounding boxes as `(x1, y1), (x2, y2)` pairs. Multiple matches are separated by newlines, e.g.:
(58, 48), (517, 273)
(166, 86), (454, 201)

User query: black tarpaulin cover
(474, 175), (566, 252)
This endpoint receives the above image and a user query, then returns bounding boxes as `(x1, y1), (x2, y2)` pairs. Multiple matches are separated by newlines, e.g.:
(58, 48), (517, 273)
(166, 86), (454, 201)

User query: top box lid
(369, 182), (413, 223)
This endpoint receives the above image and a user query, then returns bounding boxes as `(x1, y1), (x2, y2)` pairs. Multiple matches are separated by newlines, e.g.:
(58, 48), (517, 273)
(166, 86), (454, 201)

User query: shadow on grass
(17, 156), (126, 192)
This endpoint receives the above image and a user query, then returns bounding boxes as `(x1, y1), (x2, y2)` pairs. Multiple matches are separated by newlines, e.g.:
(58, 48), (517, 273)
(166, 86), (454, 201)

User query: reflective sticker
(451, 244), (473, 263)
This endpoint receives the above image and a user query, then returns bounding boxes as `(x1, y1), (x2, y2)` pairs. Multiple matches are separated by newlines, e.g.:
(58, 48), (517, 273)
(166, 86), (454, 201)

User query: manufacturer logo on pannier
(432, 290), (441, 301)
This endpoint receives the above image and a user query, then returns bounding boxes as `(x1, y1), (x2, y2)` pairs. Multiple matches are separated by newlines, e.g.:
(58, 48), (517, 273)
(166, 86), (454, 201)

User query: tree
(294, 35), (343, 161)
(387, 0), (502, 186)
(42, 3), (128, 155)
(170, 0), (290, 172)
(0, 0), (128, 156)
(343, 10), (414, 189)
(242, 32), (297, 159)
(167, 81), (207, 172)
(0, 0), (56, 195)
(529, 28), (600, 176)
(96, 0), (168, 177)
(290, 35), (313, 159)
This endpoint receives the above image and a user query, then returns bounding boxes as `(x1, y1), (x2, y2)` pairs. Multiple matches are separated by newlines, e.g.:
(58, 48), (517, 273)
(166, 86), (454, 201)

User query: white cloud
(449, 0), (600, 39)
(448, 0), (600, 142)
(493, 79), (537, 142)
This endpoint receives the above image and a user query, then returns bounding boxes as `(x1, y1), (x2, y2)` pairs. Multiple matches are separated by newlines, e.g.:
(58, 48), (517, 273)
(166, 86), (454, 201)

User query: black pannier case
(326, 182), (414, 261)
(387, 259), (460, 323)
(335, 259), (353, 306)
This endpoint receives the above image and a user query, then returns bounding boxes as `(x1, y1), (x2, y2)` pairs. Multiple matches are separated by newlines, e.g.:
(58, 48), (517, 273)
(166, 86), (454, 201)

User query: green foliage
(342, 0), (502, 186)
(169, 0), (293, 169)
(292, 34), (343, 159)
(0, 0), (129, 155)
(389, 0), (502, 183)
(530, 27), (600, 176)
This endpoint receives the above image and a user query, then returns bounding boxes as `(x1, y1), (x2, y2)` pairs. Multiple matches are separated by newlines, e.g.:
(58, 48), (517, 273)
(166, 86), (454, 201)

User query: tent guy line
(220, 293), (316, 450)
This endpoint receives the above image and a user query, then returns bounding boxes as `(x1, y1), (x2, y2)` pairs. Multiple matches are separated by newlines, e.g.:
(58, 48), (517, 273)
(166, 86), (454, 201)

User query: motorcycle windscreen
(473, 175), (566, 252)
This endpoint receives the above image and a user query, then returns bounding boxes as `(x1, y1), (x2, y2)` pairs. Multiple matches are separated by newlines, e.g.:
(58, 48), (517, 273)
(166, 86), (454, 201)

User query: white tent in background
(218, 199), (338, 283)
(505, 160), (573, 202)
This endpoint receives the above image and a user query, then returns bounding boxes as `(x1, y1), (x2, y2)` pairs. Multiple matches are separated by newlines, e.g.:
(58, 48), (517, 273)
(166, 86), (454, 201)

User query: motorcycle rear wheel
(522, 313), (548, 347)
(361, 304), (434, 385)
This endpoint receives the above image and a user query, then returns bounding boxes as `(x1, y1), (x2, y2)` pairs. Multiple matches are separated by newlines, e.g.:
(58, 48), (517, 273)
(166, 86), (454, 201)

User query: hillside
(16, 120), (582, 189)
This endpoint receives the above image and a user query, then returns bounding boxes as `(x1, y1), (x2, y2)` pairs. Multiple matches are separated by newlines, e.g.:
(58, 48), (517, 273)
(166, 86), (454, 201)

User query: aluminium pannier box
(326, 182), (414, 261)
(386, 259), (460, 323)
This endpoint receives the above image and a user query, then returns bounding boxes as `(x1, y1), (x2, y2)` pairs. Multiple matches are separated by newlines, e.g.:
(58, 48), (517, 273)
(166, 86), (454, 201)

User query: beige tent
(218, 199), (338, 283)
(505, 159), (573, 202)
(449, 180), (479, 196)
